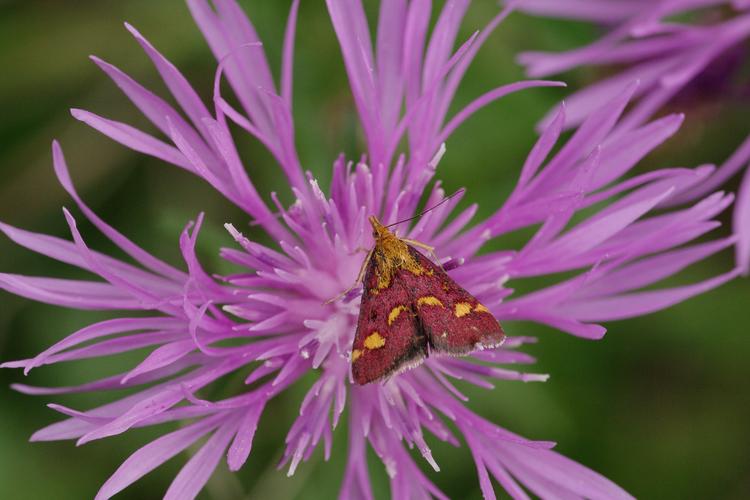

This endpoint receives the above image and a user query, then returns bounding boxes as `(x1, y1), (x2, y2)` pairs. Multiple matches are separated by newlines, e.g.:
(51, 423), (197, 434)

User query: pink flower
(512, 0), (750, 274)
(0, 2), (739, 498)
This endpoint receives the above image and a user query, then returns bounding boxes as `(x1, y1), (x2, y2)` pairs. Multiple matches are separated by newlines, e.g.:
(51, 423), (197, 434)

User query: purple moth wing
(405, 246), (505, 355)
(351, 256), (428, 385)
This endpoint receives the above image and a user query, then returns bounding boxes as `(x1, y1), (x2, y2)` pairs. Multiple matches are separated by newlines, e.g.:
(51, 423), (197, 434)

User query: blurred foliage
(1, 1), (749, 499)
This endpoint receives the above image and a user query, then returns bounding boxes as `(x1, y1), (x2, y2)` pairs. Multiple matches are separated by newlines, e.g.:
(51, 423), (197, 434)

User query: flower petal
(164, 416), (240, 500)
(96, 415), (224, 500)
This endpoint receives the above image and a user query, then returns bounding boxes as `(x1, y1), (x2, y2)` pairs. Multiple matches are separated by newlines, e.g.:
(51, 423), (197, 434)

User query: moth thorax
(378, 234), (406, 255)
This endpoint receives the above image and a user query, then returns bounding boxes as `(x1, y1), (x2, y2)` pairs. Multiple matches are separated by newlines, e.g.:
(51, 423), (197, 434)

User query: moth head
(368, 215), (390, 240)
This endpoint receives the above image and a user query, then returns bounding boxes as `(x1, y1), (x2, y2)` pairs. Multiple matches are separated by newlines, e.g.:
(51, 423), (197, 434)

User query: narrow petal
(125, 23), (213, 142)
(281, 0), (301, 107)
(164, 417), (239, 500)
(121, 340), (197, 383)
(500, 441), (634, 500)
(226, 402), (265, 471)
(436, 80), (566, 147)
(53, 141), (187, 283)
(563, 269), (741, 321)
(734, 166), (750, 274)
(70, 109), (191, 170)
(95, 415), (223, 500)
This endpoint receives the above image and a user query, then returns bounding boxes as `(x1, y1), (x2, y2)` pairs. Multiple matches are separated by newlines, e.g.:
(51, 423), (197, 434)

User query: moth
(342, 212), (505, 385)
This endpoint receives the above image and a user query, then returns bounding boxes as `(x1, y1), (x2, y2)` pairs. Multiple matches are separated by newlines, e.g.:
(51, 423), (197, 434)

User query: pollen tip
(422, 450), (440, 472)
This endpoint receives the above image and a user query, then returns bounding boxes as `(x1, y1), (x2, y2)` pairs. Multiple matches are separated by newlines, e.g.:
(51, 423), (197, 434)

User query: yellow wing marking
(388, 305), (408, 325)
(454, 302), (472, 317)
(417, 296), (444, 307)
(364, 332), (386, 350)
(474, 303), (489, 313)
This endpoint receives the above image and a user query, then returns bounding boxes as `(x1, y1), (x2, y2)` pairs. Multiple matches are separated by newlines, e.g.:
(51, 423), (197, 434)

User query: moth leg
(401, 238), (446, 272)
(401, 237), (434, 253)
(324, 247), (374, 304)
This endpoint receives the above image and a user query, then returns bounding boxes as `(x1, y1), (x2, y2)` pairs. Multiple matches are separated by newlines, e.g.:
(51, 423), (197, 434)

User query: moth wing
(406, 246), (505, 355)
(351, 258), (427, 385)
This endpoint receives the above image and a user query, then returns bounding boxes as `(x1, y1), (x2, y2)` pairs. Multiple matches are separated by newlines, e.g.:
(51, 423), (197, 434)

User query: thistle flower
(0, 1), (740, 499)
(512, 0), (750, 274)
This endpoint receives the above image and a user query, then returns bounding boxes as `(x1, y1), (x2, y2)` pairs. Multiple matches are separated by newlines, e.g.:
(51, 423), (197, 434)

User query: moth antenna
(385, 188), (465, 229)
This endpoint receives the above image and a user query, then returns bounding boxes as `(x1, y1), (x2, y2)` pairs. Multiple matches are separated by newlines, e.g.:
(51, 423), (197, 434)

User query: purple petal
(95, 415), (224, 500)
(28, 316), (183, 373)
(500, 441), (634, 500)
(436, 80), (566, 148)
(121, 340), (197, 383)
(90, 56), (220, 173)
(735, 166), (750, 274)
(164, 416), (240, 500)
(0, 273), (139, 310)
(125, 23), (213, 141)
(593, 113), (684, 189)
(70, 109), (191, 169)
(579, 237), (737, 298)
(226, 402), (265, 471)
(513, 0), (645, 22)
(281, 0), (301, 106)
(53, 141), (187, 283)
(564, 268), (741, 321)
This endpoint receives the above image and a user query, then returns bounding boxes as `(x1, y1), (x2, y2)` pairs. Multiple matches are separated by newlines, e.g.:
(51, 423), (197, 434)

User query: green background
(1, 1), (749, 499)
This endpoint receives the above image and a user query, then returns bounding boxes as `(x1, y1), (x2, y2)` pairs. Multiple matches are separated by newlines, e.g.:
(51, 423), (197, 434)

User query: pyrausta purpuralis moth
(343, 210), (505, 385)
